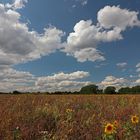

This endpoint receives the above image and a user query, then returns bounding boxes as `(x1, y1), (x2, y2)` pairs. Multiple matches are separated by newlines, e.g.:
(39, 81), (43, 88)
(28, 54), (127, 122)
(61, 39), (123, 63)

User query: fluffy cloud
(0, 4), (65, 67)
(131, 63), (140, 86)
(1, 3), (140, 65)
(63, 6), (140, 62)
(136, 68), (140, 72)
(35, 71), (91, 92)
(37, 71), (89, 83)
(6, 0), (28, 9)
(133, 77), (140, 86)
(36, 80), (91, 92)
(116, 62), (127, 69)
(0, 69), (91, 92)
(14, 0), (27, 9)
(0, 68), (35, 92)
(136, 63), (140, 68)
(63, 20), (122, 62)
(78, 0), (88, 6)
(73, 48), (105, 62)
(136, 63), (140, 72)
(135, 79), (140, 84)
(99, 76), (129, 89)
(97, 5), (140, 30)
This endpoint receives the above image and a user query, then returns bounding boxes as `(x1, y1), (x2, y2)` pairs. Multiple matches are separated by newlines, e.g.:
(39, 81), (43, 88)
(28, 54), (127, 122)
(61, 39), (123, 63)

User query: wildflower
(39, 131), (48, 135)
(16, 126), (20, 130)
(113, 120), (119, 127)
(105, 123), (115, 135)
(13, 126), (21, 139)
(66, 109), (73, 114)
(131, 115), (139, 124)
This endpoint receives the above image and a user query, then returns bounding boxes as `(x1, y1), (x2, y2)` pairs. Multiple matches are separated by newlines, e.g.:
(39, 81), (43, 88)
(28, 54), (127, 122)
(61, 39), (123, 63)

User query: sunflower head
(131, 115), (139, 124)
(105, 123), (115, 135)
(66, 109), (73, 114)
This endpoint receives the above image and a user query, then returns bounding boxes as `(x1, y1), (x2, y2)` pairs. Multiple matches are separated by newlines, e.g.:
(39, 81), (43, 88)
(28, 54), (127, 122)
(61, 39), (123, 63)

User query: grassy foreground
(0, 94), (140, 140)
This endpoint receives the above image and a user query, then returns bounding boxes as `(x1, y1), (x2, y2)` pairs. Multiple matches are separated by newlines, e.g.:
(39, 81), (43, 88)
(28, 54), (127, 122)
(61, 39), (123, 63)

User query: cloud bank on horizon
(0, 0), (140, 92)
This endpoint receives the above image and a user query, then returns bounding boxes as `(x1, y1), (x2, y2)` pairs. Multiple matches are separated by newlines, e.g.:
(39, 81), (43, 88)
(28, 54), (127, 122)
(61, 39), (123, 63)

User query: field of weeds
(0, 94), (140, 140)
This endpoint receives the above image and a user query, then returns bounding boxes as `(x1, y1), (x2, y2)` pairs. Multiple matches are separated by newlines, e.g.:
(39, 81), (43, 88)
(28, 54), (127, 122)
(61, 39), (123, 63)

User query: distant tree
(54, 91), (63, 95)
(80, 84), (99, 94)
(72, 91), (80, 94)
(104, 86), (116, 94)
(13, 90), (21, 94)
(97, 89), (103, 94)
(118, 87), (132, 94)
(131, 86), (140, 94)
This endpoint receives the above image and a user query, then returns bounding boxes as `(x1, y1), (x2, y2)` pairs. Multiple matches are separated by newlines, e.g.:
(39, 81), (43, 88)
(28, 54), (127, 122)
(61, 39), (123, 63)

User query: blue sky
(0, 0), (140, 92)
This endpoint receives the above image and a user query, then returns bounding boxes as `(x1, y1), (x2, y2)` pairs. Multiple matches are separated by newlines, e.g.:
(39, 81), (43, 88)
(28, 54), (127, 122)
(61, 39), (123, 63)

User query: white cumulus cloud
(97, 5), (140, 30)
(6, 0), (28, 9)
(99, 76), (129, 89)
(35, 71), (91, 92)
(63, 20), (122, 62)
(63, 6), (140, 62)
(0, 4), (65, 67)
(0, 69), (91, 92)
(0, 68), (35, 92)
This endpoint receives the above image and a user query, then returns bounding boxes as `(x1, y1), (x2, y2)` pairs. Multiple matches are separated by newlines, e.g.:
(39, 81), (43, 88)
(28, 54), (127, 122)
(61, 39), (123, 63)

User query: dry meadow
(0, 94), (140, 140)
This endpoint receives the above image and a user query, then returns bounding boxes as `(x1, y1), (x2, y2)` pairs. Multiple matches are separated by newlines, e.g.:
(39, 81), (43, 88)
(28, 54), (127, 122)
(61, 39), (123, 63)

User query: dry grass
(0, 94), (140, 140)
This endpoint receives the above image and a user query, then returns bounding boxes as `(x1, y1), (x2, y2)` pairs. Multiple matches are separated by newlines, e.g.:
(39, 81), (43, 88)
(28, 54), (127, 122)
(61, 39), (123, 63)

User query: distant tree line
(118, 86), (140, 94)
(80, 84), (140, 94)
(2, 84), (140, 95)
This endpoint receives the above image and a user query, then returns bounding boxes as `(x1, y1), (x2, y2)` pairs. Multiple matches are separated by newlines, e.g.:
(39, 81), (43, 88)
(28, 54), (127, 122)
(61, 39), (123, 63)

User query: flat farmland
(0, 94), (140, 140)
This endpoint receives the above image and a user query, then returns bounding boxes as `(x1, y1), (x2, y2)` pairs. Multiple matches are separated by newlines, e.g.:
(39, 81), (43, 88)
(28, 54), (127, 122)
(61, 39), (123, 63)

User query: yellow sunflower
(131, 115), (139, 124)
(105, 123), (115, 135)
(66, 109), (73, 114)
